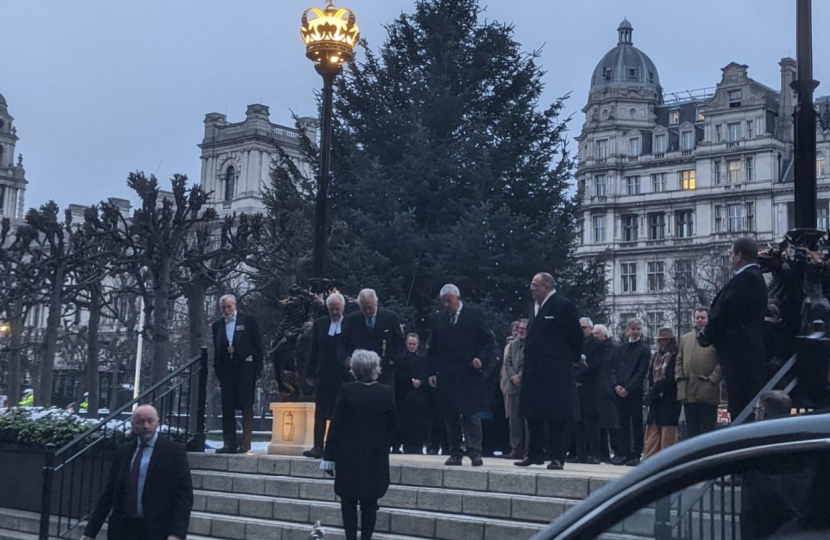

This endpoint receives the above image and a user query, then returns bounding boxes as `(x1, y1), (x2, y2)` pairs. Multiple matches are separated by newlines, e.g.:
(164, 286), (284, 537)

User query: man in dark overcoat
(427, 284), (495, 467)
(700, 237), (768, 421)
(302, 292), (349, 459)
(82, 405), (193, 540)
(395, 333), (429, 453)
(338, 288), (404, 389)
(515, 272), (582, 471)
(211, 294), (263, 453)
(572, 317), (603, 464)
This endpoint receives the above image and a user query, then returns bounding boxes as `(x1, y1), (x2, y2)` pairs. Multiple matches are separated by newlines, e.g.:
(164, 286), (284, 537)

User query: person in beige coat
(501, 319), (527, 459)
(676, 307), (723, 438)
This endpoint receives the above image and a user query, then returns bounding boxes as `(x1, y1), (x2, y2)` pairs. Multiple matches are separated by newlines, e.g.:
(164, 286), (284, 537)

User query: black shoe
(469, 454), (484, 467)
(625, 457), (640, 467)
(302, 447), (324, 459)
(216, 446), (237, 454)
(547, 460), (565, 470)
(585, 456), (602, 465)
(610, 456), (628, 466)
(514, 457), (545, 467)
(237, 446), (251, 454)
(444, 455), (463, 466)
(503, 451), (524, 460)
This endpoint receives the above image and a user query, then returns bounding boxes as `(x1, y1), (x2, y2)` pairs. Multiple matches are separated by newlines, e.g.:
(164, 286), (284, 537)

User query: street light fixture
(301, 0), (359, 282)
(0, 322), (9, 336)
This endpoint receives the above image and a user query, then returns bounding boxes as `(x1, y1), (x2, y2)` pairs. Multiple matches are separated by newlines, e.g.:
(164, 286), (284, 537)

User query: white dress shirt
(328, 318), (343, 336)
(534, 290), (556, 316)
(735, 263), (759, 276)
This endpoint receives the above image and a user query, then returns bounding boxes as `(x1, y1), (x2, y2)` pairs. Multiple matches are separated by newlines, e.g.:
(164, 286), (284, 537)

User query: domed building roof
(590, 19), (661, 94)
(0, 92), (6, 107)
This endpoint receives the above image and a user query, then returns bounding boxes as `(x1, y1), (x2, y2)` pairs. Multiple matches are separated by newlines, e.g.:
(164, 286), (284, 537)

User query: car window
(566, 448), (830, 540)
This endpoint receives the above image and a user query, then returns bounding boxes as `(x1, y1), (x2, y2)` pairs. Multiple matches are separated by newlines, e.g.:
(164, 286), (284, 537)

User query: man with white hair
(303, 293), (350, 459)
(211, 294), (263, 454)
(427, 284), (495, 467)
(339, 288), (404, 389)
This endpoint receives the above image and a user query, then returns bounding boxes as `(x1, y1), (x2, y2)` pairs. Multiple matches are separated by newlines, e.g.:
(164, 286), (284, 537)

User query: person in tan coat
(676, 307), (723, 438)
(501, 319), (527, 459)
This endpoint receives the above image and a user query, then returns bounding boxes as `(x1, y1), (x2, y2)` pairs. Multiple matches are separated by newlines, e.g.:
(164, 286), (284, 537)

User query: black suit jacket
(426, 304), (495, 415)
(84, 437), (193, 540)
(212, 311), (264, 375)
(338, 307), (404, 386)
(705, 265), (767, 364)
(306, 315), (349, 416)
(519, 292), (582, 422)
(575, 336), (604, 417)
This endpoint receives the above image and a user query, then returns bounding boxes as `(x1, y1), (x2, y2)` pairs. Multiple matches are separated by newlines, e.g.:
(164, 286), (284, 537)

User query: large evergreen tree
(275, 0), (606, 331)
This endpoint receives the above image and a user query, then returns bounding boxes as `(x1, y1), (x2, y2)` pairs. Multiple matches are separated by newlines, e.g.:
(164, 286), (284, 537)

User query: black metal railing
(38, 347), (208, 540)
(653, 352), (803, 540)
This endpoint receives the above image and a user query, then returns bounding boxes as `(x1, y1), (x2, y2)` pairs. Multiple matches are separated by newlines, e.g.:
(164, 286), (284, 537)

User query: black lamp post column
(312, 68), (337, 280)
(793, 0), (819, 229)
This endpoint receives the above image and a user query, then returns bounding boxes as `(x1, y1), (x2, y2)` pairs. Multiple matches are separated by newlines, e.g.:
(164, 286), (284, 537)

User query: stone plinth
(268, 402), (315, 455)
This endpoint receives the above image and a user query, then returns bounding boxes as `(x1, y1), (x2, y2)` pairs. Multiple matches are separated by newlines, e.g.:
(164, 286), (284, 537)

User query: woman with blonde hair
(643, 327), (681, 459)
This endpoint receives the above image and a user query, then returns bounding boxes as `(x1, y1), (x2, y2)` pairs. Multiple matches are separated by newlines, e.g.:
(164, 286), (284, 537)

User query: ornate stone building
(574, 20), (830, 338)
(0, 92), (27, 221)
(198, 104), (316, 215)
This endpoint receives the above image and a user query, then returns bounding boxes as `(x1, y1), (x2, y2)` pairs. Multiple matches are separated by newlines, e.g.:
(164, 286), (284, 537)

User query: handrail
(39, 347), (209, 540)
(54, 348), (207, 457)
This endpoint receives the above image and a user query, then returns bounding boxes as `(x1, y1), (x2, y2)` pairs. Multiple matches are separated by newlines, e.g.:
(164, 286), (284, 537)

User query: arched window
(817, 152), (826, 178)
(224, 166), (235, 202)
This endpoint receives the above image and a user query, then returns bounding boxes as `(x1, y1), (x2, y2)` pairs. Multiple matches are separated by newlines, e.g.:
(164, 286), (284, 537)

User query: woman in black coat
(643, 327), (681, 459)
(323, 349), (397, 540)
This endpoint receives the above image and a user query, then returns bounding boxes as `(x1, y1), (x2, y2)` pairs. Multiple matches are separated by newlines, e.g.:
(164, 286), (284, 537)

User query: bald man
(82, 405), (193, 540)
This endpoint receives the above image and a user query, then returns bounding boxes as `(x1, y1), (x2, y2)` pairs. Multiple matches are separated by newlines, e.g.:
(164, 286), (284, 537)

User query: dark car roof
(535, 413), (830, 540)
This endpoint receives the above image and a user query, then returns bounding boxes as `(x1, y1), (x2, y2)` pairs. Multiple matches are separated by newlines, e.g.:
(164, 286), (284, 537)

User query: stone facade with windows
(199, 104), (316, 216)
(575, 20), (830, 339)
(0, 92), (27, 221)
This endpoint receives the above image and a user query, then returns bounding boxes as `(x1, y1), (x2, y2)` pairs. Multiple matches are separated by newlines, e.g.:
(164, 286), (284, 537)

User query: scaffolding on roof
(662, 87), (716, 105)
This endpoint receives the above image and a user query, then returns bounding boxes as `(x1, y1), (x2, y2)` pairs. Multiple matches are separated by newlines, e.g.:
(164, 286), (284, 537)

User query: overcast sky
(3, 0), (829, 210)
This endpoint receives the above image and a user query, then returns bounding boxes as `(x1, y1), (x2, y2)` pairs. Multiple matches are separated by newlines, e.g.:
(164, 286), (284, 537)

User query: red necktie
(128, 442), (148, 517)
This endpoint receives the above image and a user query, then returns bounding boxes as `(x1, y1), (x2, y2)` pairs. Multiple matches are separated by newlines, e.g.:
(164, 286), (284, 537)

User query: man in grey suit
(501, 319), (528, 460)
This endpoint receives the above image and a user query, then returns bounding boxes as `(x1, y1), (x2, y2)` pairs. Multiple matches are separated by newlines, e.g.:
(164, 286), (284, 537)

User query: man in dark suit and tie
(82, 405), (193, 540)
(211, 294), (263, 453)
(302, 292), (349, 459)
(700, 237), (768, 421)
(427, 284), (495, 467)
(338, 288), (404, 389)
(515, 272), (583, 470)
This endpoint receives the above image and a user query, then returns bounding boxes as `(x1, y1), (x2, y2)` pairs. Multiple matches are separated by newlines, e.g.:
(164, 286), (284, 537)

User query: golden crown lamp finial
(301, 0), (360, 70)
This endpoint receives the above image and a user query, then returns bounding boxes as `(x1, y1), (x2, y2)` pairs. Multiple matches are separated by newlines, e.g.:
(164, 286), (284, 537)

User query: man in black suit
(427, 284), (495, 467)
(700, 237), (768, 421)
(211, 294), (263, 453)
(610, 317), (650, 466)
(82, 405), (193, 540)
(338, 288), (404, 389)
(571, 317), (603, 464)
(302, 292), (349, 459)
(515, 273), (582, 471)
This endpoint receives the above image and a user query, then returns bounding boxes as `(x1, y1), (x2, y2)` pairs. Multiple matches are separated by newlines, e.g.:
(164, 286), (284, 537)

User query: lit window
(593, 215), (606, 242)
(675, 210), (695, 238)
(818, 153), (826, 177)
(696, 107), (705, 122)
(680, 170), (696, 190)
(729, 89), (742, 108)
(727, 160), (741, 183)
(669, 110), (680, 125)
(621, 263), (638, 293)
(628, 138), (640, 157)
(594, 175), (607, 197)
(626, 176), (641, 195)
(746, 156), (754, 182)
(622, 215), (639, 242)
(647, 261), (665, 292)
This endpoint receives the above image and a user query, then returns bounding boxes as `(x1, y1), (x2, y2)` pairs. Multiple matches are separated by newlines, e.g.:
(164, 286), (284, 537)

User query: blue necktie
(366, 317), (375, 329)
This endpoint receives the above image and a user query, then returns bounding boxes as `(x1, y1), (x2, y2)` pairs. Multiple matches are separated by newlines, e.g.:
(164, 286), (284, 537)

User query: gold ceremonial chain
(228, 345), (235, 358)
(382, 339), (387, 358)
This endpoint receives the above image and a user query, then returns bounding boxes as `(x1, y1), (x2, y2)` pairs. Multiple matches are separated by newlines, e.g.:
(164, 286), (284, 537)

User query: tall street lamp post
(301, 0), (359, 283)
(793, 0), (819, 228)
